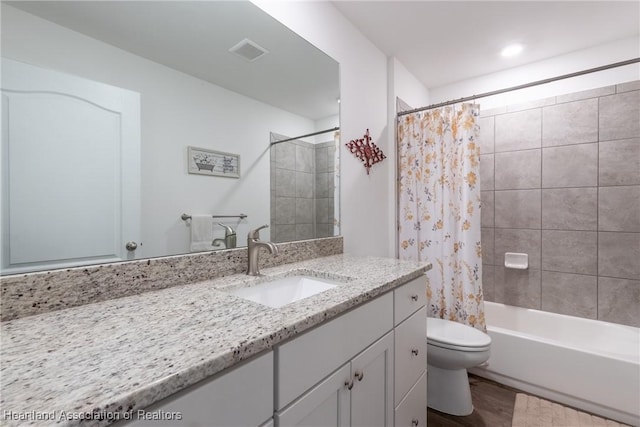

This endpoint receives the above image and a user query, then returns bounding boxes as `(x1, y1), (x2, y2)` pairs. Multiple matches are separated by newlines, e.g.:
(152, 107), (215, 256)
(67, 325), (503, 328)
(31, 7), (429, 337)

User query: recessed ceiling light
(501, 43), (523, 57)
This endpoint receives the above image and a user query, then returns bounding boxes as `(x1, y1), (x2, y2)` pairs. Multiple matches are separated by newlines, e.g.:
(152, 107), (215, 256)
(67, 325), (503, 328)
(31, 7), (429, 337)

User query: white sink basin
(227, 275), (340, 308)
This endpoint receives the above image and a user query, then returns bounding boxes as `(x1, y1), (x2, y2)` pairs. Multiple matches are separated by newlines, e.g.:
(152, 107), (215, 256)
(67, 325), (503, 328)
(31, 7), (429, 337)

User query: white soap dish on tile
(504, 252), (528, 270)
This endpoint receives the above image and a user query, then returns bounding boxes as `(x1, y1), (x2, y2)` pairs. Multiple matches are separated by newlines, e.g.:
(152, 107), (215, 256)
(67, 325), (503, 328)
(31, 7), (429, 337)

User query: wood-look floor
(427, 374), (519, 427)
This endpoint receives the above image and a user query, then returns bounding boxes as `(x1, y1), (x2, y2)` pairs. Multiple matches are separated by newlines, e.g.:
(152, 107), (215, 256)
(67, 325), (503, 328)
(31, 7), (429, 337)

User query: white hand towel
(190, 215), (213, 252)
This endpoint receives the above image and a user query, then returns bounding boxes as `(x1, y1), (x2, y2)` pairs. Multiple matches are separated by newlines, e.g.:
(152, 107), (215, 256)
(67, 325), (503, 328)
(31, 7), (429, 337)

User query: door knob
(125, 241), (138, 251)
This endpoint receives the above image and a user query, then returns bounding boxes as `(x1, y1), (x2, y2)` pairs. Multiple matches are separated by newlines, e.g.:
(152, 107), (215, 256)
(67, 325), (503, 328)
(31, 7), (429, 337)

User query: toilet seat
(427, 317), (491, 352)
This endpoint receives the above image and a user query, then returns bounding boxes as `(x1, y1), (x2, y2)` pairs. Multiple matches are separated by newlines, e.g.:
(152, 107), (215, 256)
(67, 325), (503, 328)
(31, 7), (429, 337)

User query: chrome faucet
(247, 225), (278, 276)
(213, 223), (237, 249)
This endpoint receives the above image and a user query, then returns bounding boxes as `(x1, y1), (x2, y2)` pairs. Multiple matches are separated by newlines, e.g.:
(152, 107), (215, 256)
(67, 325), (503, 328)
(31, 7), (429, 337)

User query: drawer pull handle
(345, 379), (354, 390)
(354, 370), (364, 381)
(411, 348), (419, 356)
(412, 419), (419, 426)
(411, 295), (419, 301)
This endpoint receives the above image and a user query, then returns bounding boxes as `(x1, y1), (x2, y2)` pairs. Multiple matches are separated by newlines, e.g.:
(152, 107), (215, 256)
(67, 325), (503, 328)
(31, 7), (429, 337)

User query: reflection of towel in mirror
(190, 215), (213, 252)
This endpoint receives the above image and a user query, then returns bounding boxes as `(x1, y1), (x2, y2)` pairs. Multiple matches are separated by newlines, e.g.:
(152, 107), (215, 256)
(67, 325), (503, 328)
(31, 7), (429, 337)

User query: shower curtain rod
(270, 126), (340, 145)
(397, 57), (640, 117)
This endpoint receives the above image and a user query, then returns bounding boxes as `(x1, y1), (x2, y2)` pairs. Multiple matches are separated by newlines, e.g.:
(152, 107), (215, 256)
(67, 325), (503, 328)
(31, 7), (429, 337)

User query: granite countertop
(0, 254), (430, 427)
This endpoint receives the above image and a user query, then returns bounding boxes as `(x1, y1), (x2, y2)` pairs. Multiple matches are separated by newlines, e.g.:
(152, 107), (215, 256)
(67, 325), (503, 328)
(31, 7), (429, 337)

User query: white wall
(430, 36), (640, 109)
(254, 1), (391, 257)
(2, 4), (319, 258)
(312, 114), (340, 144)
(390, 58), (430, 112)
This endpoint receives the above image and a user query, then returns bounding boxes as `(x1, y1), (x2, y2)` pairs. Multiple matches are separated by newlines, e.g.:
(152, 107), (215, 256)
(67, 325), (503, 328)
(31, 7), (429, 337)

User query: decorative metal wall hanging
(345, 129), (386, 175)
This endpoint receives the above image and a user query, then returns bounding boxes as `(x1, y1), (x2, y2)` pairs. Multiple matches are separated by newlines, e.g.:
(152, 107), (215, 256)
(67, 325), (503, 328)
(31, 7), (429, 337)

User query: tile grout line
(495, 138), (599, 154)
(493, 115), (497, 301)
(596, 92), (600, 321)
(539, 104), (544, 310)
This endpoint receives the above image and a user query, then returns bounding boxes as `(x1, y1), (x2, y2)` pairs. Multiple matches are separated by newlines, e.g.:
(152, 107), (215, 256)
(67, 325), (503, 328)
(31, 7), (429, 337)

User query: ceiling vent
(229, 38), (269, 62)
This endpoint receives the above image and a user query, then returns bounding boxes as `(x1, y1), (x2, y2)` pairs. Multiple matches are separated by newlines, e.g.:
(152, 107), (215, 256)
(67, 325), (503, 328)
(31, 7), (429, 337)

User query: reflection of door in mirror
(1, 59), (141, 275)
(270, 130), (340, 243)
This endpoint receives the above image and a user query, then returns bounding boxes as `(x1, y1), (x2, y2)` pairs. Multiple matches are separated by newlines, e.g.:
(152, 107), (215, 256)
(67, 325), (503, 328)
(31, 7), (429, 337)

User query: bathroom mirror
(0, 1), (340, 275)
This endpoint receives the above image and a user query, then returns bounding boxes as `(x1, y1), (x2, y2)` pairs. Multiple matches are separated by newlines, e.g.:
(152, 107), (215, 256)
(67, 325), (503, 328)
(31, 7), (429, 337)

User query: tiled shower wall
(270, 139), (335, 243)
(314, 140), (336, 239)
(480, 80), (640, 327)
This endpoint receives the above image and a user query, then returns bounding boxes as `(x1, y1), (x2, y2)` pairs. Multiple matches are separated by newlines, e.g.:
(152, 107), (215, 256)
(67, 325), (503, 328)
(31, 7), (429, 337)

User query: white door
(1, 58), (140, 274)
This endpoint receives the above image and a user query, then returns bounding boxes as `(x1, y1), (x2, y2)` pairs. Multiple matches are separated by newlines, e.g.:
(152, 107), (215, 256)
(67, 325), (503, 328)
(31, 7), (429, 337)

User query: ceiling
(332, 1), (640, 89)
(4, 1), (340, 121)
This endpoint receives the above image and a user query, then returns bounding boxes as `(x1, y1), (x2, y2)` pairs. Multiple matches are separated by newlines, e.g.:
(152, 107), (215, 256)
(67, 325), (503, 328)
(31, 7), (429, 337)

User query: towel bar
(181, 213), (248, 221)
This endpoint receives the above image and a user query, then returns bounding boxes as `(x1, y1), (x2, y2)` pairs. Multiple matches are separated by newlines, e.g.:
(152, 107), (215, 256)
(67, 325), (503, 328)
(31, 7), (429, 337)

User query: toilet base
(427, 364), (473, 416)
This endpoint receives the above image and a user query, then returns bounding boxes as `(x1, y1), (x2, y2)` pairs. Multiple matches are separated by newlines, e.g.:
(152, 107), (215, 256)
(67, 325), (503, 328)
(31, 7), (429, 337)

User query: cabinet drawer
(276, 292), (393, 410)
(119, 351), (273, 427)
(394, 275), (426, 325)
(394, 307), (426, 406)
(394, 370), (427, 427)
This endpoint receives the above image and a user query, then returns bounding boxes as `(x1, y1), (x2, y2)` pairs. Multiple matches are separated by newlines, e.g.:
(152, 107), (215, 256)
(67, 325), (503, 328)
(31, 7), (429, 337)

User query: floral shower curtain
(397, 103), (485, 331)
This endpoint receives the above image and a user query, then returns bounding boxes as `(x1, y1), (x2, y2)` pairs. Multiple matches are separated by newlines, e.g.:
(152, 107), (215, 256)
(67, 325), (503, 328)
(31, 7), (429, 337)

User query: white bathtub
(470, 302), (640, 426)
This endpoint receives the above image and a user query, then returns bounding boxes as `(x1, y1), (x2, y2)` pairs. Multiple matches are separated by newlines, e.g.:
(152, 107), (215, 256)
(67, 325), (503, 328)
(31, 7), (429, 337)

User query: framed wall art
(187, 146), (240, 178)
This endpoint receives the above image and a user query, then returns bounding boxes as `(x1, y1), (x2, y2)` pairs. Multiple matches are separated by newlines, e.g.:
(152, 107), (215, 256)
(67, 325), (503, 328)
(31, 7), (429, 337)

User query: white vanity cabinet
(275, 293), (394, 426)
(275, 332), (394, 426)
(118, 351), (273, 427)
(274, 274), (428, 427)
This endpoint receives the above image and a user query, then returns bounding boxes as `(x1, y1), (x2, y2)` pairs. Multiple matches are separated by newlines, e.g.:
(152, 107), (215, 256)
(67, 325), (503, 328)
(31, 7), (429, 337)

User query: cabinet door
(351, 331), (394, 427)
(275, 364), (350, 427)
(276, 292), (393, 409)
(117, 351), (273, 427)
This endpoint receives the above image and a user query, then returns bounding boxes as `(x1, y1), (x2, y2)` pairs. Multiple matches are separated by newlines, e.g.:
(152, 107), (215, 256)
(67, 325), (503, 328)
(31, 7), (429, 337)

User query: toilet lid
(427, 317), (491, 349)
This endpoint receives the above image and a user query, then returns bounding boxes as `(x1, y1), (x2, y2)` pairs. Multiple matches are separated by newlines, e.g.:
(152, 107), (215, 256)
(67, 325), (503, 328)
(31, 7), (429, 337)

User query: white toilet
(426, 317), (491, 416)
